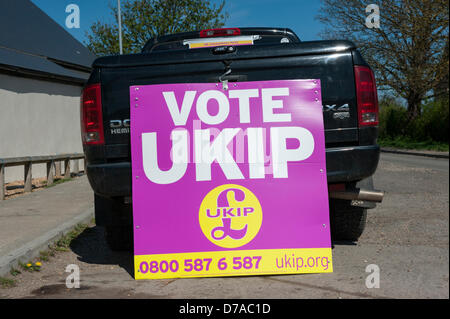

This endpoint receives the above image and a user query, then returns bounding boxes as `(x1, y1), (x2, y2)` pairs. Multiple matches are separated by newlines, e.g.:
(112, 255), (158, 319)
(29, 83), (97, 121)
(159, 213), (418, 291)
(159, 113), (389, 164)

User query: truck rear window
(149, 35), (295, 52)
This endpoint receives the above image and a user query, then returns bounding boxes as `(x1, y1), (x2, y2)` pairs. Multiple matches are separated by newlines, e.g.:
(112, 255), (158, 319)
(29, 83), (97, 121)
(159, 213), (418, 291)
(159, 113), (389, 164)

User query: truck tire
(105, 225), (133, 251)
(329, 199), (367, 241)
(94, 194), (113, 227)
(95, 194), (133, 251)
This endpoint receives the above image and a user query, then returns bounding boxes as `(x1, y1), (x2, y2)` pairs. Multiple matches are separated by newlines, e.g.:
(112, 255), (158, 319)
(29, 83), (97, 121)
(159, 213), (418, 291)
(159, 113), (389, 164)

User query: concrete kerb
(381, 147), (449, 159)
(0, 207), (94, 277)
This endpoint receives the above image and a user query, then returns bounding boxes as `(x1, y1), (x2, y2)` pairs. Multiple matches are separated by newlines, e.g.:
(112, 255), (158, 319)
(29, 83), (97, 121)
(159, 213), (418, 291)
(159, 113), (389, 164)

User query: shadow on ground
(69, 226), (134, 278)
(331, 240), (358, 247)
(68, 224), (355, 279)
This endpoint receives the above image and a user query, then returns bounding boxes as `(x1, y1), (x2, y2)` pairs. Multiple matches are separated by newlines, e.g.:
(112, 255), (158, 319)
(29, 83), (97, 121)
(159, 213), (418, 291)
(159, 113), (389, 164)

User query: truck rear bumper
(87, 145), (380, 197)
(326, 145), (380, 183)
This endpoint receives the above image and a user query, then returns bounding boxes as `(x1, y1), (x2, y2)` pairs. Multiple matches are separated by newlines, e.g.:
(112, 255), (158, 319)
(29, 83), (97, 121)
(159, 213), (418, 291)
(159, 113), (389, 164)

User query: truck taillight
(200, 28), (241, 38)
(81, 83), (104, 145)
(354, 65), (379, 127)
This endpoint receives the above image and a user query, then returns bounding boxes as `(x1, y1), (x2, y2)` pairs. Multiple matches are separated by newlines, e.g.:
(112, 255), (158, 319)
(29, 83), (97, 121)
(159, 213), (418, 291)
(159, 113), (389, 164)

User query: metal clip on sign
(219, 69), (232, 91)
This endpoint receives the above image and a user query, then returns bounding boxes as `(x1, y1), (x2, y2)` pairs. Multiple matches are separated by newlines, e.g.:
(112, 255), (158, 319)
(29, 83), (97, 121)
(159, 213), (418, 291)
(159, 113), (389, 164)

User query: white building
(0, 0), (97, 182)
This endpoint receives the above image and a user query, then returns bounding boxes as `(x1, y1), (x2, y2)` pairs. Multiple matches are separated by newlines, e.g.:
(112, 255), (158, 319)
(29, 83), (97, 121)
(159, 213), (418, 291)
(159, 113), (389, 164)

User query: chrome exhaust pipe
(329, 188), (384, 203)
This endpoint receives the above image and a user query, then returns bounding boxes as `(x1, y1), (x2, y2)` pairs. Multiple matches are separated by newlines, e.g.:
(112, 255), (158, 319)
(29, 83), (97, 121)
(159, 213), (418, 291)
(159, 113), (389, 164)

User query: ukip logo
(199, 184), (263, 248)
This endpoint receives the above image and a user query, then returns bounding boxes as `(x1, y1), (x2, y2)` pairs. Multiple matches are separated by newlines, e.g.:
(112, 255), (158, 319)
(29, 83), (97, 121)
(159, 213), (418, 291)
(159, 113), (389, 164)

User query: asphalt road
(1, 153), (448, 299)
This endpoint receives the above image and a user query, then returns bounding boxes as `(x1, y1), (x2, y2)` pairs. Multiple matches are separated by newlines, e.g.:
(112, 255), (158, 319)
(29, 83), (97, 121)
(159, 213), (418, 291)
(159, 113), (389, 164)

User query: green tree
(316, 0), (449, 121)
(86, 0), (228, 55)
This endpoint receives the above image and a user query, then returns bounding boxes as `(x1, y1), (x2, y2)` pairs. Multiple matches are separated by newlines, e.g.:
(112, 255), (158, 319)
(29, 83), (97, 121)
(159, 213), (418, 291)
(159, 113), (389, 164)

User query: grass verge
(0, 277), (16, 288)
(51, 223), (89, 252)
(44, 177), (73, 188)
(379, 137), (449, 152)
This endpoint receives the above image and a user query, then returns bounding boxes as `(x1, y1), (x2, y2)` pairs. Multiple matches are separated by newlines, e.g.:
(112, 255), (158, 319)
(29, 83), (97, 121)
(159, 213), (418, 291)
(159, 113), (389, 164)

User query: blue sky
(30, 0), (326, 45)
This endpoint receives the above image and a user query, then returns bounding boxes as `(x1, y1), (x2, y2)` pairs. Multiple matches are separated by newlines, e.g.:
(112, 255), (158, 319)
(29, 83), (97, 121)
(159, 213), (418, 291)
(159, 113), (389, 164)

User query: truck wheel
(105, 225), (133, 251)
(329, 199), (367, 241)
(94, 194), (113, 227)
(94, 195), (133, 251)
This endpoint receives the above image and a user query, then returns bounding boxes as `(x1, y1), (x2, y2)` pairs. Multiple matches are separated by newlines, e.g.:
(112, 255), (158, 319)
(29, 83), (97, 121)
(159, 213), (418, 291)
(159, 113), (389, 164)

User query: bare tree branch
(316, 0), (449, 119)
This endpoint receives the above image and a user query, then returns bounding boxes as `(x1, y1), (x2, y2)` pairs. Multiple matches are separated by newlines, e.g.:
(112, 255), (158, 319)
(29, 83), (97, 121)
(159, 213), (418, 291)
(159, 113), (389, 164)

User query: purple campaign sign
(130, 79), (332, 279)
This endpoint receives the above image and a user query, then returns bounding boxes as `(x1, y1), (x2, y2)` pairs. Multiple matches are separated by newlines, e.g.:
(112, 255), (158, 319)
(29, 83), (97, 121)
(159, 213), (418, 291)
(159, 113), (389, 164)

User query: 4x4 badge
(323, 103), (349, 112)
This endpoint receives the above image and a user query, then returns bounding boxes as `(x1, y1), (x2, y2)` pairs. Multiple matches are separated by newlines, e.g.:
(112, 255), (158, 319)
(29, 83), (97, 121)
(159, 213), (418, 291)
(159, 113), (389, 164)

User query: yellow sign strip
(135, 248), (333, 280)
(189, 40), (254, 49)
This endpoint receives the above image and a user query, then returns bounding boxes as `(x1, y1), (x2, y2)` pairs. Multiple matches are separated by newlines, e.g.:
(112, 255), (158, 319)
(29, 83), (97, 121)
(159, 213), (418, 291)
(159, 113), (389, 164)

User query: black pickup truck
(81, 27), (383, 250)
